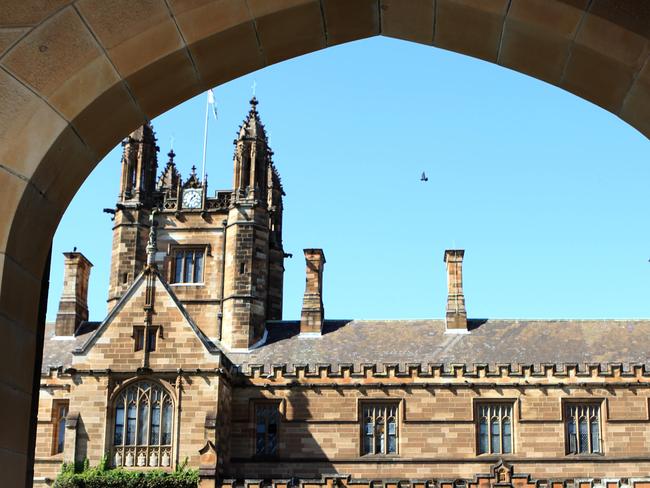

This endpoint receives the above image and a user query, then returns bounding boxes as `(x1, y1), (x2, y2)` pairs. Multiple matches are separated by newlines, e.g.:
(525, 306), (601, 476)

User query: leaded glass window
(566, 403), (601, 454)
(362, 404), (398, 455)
(171, 248), (205, 284)
(477, 403), (513, 454)
(112, 381), (174, 468)
(255, 403), (280, 456)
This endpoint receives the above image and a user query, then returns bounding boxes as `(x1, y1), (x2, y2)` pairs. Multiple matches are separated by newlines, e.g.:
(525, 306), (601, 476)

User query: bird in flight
(420, 171), (428, 182)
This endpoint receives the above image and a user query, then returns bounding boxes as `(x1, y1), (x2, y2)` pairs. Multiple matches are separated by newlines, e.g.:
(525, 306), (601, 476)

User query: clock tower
(180, 166), (205, 210)
(105, 99), (284, 346)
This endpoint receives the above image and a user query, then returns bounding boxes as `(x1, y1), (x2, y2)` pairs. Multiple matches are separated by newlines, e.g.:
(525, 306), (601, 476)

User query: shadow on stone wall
(228, 378), (337, 482)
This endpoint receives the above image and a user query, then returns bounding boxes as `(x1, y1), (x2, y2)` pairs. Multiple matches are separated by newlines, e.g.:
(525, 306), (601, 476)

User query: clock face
(182, 189), (202, 209)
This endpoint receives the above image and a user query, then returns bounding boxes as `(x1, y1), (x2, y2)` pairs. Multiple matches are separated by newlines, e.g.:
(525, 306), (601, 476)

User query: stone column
(444, 249), (467, 332)
(300, 249), (326, 335)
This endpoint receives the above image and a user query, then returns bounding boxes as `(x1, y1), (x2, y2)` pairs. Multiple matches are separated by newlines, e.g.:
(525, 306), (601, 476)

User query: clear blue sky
(46, 37), (650, 323)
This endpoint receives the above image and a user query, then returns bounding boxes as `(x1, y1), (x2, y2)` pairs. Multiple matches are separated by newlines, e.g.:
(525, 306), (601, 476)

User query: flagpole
(201, 91), (209, 182)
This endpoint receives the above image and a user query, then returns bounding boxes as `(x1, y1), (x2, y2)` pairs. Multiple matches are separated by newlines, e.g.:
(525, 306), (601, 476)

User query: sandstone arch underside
(0, 0), (648, 485)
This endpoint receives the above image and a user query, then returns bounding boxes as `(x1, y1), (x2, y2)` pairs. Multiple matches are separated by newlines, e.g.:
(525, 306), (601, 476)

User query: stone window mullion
(112, 381), (174, 468)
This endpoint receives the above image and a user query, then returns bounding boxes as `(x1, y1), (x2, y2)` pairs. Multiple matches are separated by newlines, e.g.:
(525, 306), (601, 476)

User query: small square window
(133, 326), (159, 352)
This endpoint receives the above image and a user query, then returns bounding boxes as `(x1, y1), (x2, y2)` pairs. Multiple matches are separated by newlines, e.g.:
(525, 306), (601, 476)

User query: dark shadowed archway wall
(0, 1), (647, 485)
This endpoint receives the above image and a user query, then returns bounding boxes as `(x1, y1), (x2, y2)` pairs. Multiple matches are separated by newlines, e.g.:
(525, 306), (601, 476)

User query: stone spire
(232, 97), (271, 201)
(108, 123), (158, 308)
(118, 122), (159, 206)
(156, 149), (181, 196)
(237, 97), (267, 141)
(221, 98), (284, 350)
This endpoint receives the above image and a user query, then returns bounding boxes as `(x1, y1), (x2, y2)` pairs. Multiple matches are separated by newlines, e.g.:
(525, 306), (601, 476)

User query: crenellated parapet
(234, 362), (650, 385)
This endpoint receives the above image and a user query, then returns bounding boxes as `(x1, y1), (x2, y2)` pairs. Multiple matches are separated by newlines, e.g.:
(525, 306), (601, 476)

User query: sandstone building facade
(35, 100), (650, 488)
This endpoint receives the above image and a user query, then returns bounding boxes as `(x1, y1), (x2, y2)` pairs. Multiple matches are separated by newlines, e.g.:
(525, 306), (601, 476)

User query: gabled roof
(73, 267), (220, 356)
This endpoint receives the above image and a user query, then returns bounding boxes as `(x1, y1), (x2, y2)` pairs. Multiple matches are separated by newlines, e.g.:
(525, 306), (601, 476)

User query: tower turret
(221, 98), (284, 350)
(107, 124), (159, 308)
(156, 149), (181, 200)
(232, 97), (270, 203)
(118, 123), (158, 205)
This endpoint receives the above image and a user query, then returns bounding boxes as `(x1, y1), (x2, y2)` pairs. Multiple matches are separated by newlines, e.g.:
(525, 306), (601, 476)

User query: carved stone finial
(146, 210), (158, 267)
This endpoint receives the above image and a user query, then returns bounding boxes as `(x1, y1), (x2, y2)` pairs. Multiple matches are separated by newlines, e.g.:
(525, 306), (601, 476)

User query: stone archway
(0, 1), (647, 485)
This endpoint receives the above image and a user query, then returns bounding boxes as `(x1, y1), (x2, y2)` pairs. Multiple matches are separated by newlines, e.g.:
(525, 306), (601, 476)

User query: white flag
(207, 89), (217, 119)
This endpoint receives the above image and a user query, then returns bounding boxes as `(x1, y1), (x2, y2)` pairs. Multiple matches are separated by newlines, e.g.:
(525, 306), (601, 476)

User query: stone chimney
(300, 249), (325, 335)
(444, 249), (467, 333)
(55, 251), (93, 336)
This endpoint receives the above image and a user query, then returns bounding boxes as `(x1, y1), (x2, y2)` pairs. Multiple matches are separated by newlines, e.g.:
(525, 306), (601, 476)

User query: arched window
(112, 381), (174, 468)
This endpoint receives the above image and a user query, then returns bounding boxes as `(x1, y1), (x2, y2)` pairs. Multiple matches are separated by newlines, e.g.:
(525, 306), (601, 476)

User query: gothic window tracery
(566, 403), (601, 454)
(112, 381), (174, 468)
(477, 403), (513, 455)
(362, 403), (398, 455)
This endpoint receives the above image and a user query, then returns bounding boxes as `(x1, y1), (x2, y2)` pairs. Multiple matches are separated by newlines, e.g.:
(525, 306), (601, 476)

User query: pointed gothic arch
(107, 378), (177, 469)
(0, 1), (648, 485)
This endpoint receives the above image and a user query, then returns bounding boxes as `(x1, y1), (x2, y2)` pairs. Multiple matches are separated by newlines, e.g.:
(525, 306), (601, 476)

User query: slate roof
(41, 321), (100, 374)
(228, 319), (650, 373)
(41, 318), (650, 376)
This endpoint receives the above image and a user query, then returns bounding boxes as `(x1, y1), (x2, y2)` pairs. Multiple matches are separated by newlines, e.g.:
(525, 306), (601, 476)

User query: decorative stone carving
(149, 450), (158, 467)
(161, 451), (170, 467)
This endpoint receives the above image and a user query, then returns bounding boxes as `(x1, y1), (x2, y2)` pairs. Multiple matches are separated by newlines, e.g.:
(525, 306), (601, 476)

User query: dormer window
(171, 247), (205, 284)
